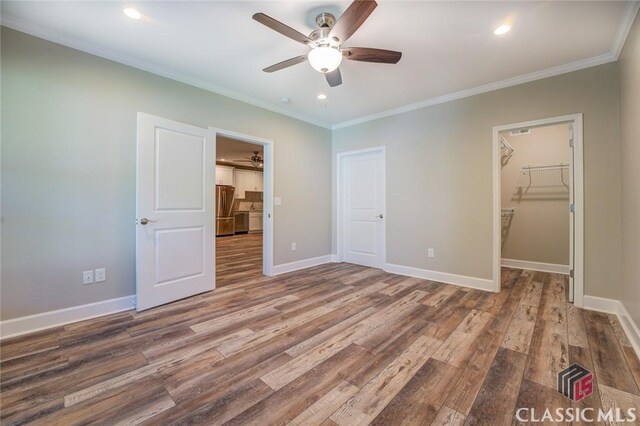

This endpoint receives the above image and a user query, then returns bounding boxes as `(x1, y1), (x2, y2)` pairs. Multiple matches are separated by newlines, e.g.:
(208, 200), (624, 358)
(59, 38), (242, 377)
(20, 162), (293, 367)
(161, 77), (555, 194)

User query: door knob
(139, 218), (157, 225)
(377, 214), (384, 219)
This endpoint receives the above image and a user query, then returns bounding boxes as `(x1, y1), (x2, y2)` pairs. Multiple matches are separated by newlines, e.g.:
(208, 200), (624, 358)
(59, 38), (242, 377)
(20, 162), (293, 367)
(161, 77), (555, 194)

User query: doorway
(493, 114), (584, 306)
(337, 147), (386, 269)
(135, 113), (273, 311)
(214, 130), (274, 286)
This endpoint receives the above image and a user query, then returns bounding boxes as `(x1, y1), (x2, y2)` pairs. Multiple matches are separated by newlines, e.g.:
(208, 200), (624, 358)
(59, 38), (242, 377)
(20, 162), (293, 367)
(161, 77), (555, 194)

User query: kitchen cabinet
(216, 166), (234, 186)
(249, 212), (263, 232)
(233, 169), (263, 198)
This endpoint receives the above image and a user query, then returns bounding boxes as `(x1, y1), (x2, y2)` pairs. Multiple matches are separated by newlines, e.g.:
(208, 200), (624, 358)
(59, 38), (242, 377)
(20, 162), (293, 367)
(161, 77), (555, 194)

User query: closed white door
(136, 113), (215, 311)
(340, 149), (386, 268)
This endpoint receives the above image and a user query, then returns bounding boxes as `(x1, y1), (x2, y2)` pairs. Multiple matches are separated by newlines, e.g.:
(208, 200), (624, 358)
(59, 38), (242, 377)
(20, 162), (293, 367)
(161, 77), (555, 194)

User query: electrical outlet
(428, 248), (435, 258)
(95, 268), (106, 283)
(291, 242), (296, 251)
(83, 270), (94, 285)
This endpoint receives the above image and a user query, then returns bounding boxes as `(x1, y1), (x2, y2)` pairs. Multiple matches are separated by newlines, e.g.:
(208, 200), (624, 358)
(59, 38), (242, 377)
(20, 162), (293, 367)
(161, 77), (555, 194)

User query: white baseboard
(384, 263), (495, 292)
(583, 295), (640, 359)
(330, 254), (340, 263)
(272, 255), (335, 275)
(501, 258), (570, 275)
(0, 295), (135, 340)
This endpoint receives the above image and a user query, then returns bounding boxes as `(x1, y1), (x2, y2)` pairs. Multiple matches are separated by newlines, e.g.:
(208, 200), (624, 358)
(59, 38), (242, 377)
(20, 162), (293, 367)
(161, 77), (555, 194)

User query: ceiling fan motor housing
(315, 13), (336, 29)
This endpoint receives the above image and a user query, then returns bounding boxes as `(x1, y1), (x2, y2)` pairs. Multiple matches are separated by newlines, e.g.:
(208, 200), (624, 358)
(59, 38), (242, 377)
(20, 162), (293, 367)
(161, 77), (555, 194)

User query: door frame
(336, 146), (387, 268)
(212, 127), (274, 277)
(492, 113), (584, 306)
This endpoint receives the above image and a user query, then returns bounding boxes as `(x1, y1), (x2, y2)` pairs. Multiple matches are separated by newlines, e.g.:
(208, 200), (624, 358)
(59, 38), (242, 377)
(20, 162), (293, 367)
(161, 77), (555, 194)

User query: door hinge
(569, 269), (574, 278)
(569, 139), (574, 148)
(569, 204), (575, 213)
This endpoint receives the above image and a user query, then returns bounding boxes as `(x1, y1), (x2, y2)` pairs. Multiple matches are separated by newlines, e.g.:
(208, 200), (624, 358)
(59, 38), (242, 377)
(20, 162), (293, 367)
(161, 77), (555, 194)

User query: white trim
(212, 128), (275, 277)
(336, 146), (387, 268)
(583, 296), (640, 360)
(583, 295), (620, 314)
(0, 15), (332, 130)
(384, 263), (495, 292)
(272, 255), (334, 275)
(331, 54), (615, 130)
(0, 296), (135, 340)
(501, 258), (570, 275)
(492, 114), (584, 307)
(612, 1), (640, 58)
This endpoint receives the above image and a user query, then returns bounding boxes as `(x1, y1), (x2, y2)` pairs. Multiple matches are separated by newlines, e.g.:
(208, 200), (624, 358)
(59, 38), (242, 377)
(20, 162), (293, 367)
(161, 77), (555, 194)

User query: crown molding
(3, 3), (638, 132)
(612, 1), (640, 58)
(331, 1), (638, 130)
(0, 15), (333, 130)
(331, 52), (617, 130)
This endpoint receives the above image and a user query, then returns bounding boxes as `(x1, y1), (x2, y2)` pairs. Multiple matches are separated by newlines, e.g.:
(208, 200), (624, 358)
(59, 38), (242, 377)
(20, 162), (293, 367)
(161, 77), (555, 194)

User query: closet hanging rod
(521, 163), (569, 171)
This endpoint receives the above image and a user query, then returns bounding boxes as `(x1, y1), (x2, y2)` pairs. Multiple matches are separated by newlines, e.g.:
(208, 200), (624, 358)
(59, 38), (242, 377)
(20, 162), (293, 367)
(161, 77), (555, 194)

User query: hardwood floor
(216, 233), (263, 287)
(1, 265), (639, 425)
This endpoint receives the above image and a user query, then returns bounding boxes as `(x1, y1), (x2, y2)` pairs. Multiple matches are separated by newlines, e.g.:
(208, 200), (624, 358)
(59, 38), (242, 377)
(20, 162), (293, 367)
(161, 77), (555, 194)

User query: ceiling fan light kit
(308, 45), (342, 73)
(253, 0), (402, 87)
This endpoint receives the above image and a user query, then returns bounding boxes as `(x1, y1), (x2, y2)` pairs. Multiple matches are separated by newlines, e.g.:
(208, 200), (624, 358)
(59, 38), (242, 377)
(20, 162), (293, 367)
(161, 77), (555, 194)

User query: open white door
(136, 113), (215, 311)
(339, 148), (386, 269)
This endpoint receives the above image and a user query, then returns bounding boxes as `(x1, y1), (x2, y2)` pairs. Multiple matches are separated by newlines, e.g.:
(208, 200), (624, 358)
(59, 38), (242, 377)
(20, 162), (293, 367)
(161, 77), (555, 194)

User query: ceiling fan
(232, 151), (263, 168)
(253, 0), (402, 87)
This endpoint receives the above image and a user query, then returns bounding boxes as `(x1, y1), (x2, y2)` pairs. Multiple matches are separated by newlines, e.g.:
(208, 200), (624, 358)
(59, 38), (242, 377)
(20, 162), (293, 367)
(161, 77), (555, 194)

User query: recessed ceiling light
(494, 24), (511, 35)
(123, 7), (142, 20)
(317, 93), (327, 100)
(280, 97), (291, 104)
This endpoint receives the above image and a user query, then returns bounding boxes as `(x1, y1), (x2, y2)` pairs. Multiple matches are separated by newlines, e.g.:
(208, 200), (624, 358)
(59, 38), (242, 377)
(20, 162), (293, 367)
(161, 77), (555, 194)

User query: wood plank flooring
(216, 233), (263, 287)
(1, 263), (639, 425)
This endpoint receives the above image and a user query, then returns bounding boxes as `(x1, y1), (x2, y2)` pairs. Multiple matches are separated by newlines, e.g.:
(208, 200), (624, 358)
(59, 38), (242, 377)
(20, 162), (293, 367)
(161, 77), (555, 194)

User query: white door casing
(338, 147), (386, 269)
(568, 124), (575, 303)
(213, 128), (274, 277)
(136, 113), (215, 311)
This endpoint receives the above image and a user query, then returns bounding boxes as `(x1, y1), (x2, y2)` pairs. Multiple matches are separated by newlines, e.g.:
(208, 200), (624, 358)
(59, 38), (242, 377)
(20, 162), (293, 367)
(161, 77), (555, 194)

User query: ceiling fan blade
(325, 68), (342, 87)
(329, 0), (378, 43)
(253, 13), (314, 45)
(342, 47), (402, 64)
(263, 55), (308, 73)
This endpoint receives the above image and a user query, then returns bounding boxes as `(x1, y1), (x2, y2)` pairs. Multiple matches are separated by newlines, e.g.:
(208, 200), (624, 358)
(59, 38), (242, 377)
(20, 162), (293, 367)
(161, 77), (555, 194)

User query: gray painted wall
(619, 13), (640, 327)
(500, 125), (571, 266)
(332, 63), (621, 300)
(1, 28), (332, 320)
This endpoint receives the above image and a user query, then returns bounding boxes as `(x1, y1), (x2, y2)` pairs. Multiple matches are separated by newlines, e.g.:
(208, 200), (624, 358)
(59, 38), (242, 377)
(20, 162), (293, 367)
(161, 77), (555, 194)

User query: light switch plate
(274, 197), (282, 206)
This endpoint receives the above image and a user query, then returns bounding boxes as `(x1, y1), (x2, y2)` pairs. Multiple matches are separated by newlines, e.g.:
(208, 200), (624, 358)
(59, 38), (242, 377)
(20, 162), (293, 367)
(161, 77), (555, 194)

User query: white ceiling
(2, 1), (637, 128)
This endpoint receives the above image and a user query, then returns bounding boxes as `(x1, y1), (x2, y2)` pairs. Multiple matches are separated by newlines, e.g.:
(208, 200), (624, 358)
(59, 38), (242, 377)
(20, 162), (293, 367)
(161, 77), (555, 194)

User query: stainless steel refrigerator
(216, 185), (236, 236)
